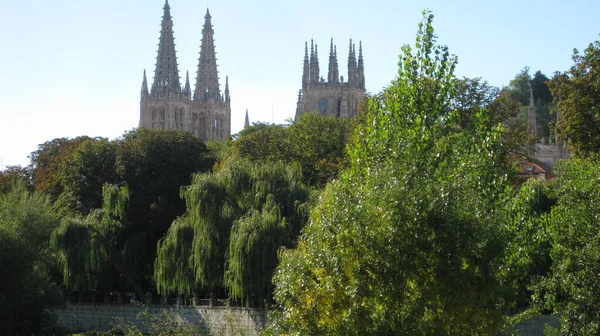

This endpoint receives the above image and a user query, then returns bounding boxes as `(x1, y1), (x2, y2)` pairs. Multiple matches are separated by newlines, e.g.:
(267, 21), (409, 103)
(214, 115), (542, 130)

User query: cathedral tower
(139, 1), (231, 141)
(295, 39), (365, 119)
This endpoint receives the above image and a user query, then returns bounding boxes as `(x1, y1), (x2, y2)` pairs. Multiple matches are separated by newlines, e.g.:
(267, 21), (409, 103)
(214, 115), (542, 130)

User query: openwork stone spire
(151, 0), (181, 95)
(357, 41), (365, 89)
(528, 83), (537, 140)
(302, 42), (309, 90)
(244, 109), (250, 128)
(328, 38), (340, 84)
(183, 70), (191, 96)
(141, 69), (149, 96)
(194, 9), (221, 102)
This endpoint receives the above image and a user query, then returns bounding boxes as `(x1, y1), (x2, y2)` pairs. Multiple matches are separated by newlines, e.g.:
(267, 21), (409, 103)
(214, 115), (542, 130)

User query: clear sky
(0, 0), (598, 168)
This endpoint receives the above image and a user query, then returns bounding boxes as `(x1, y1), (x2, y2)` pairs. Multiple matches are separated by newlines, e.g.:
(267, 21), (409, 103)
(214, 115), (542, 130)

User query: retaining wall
(52, 304), (266, 335)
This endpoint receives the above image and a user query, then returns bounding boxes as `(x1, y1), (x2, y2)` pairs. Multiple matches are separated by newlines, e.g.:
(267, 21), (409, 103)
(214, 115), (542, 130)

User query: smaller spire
(183, 70), (191, 96)
(357, 41), (365, 89)
(328, 38), (339, 84)
(244, 109), (250, 128)
(225, 76), (230, 103)
(302, 41), (310, 89)
(528, 83), (537, 140)
(141, 69), (149, 96)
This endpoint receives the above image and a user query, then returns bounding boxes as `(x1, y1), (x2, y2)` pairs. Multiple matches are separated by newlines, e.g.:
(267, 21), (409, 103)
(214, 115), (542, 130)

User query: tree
(155, 159), (309, 307)
(453, 77), (499, 129)
(520, 159), (600, 334)
(0, 182), (62, 334)
(29, 136), (96, 203)
(233, 114), (352, 187)
(549, 39), (600, 157)
(0, 165), (32, 194)
(55, 138), (118, 215)
(287, 113), (351, 187)
(266, 11), (513, 334)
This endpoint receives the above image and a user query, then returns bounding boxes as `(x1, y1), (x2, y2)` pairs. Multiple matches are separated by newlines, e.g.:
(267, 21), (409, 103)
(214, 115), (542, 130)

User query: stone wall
(52, 304), (266, 335)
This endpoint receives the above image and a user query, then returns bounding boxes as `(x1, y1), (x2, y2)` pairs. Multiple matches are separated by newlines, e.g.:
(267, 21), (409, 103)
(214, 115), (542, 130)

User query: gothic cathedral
(139, 1), (231, 141)
(295, 39), (366, 119)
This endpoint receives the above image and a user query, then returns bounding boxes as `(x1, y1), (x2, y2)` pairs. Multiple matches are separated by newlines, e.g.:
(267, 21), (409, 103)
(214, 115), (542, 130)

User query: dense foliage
(265, 11), (518, 334)
(155, 158), (310, 307)
(0, 182), (62, 335)
(3, 9), (600, 335)
(549, 40), (600, 157)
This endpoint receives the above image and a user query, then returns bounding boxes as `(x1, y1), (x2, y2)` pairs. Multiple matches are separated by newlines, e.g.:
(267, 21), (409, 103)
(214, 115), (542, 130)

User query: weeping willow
(154, 158), (309, 305)
(51, 183), (129, 294)
(226, 196), (289, 307)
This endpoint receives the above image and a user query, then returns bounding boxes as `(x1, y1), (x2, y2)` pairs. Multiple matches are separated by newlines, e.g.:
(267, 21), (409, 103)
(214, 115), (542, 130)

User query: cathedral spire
(347, 39), (357, 85)
(357, 41), (365, 89)
(302, 41), (309, 90)
(244, 109), (250, 128)
(141, 69), (149, 96)
(194, 8), (221, 102)
(151, 0), (182, 96)
(328, 38), (339, 84)
(224, 76), (230, 103)
(315, 44), (320, 83)
(528, 83), (537, 141)
(183, 70), (191, 96)
(309, 40), (319, 85)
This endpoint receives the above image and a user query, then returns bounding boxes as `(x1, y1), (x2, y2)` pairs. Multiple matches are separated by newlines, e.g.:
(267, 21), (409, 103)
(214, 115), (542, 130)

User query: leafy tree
(114, 128), (214, 293)
(453, 77), (499, 129)
(266, 11), (513, 334)
(527, 159), (600, 334)
(51, 184), (136, 300)
(549, 39), (600, 157)
(233, 114), (351, 187)
(55, 138), (117, 215)
(0, 182), (62, 335)
(233, 125), (288, 163)
(287, 113), (351, 186)
(0, 165), (32, 194)
(29, 136), (97, 203)
(155, 159), (309, 307)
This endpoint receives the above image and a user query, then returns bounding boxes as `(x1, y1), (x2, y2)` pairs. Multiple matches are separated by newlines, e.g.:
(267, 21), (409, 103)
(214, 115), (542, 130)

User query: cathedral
(295, 39), (366, 119)
(139, 1), (231, 141)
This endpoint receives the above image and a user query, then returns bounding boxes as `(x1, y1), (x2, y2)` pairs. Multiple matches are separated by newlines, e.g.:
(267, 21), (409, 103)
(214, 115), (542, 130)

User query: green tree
(527, 159), (600, 334)
(266, 11), (513, 335)
(29, 136), (97, 203)
(155, 159), (309, 307)
(233, 114), (352, 187)
(51, 184), (136, 300)
(287, 113), (351, 186)
(549, 39), (600, 157)
(55, 138), (117, 215)
(0, 165), (32, 194)
(0, 182), (62, 335)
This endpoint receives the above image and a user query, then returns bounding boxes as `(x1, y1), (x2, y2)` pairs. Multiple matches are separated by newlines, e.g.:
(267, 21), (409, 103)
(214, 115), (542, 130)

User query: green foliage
(233, 114), (351, 187)
(51, 184), (132, 295)
(550, 39), (600, 157)
(0, 165), (32, 194)
(528, 159), (600, 334)
(56, 138), (117, 216)
(0, 181), (62, 335)
(267, 11), (515, 334)
(155, 159), (309, 307)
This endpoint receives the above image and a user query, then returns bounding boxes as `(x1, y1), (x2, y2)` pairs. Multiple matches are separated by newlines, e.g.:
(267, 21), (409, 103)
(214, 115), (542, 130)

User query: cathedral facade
(295, 39), (366, 119)
(139, 1), (231, 141)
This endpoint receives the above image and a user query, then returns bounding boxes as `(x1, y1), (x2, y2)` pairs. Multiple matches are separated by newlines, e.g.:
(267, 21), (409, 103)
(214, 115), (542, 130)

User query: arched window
(158, 107), (165, 130)
(151, 108), (157, 129)
(318, 98), (328, 115)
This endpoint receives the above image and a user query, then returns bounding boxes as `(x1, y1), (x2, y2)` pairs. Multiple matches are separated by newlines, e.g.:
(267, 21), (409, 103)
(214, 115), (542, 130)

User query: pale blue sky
(0, 0), (598, 168)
